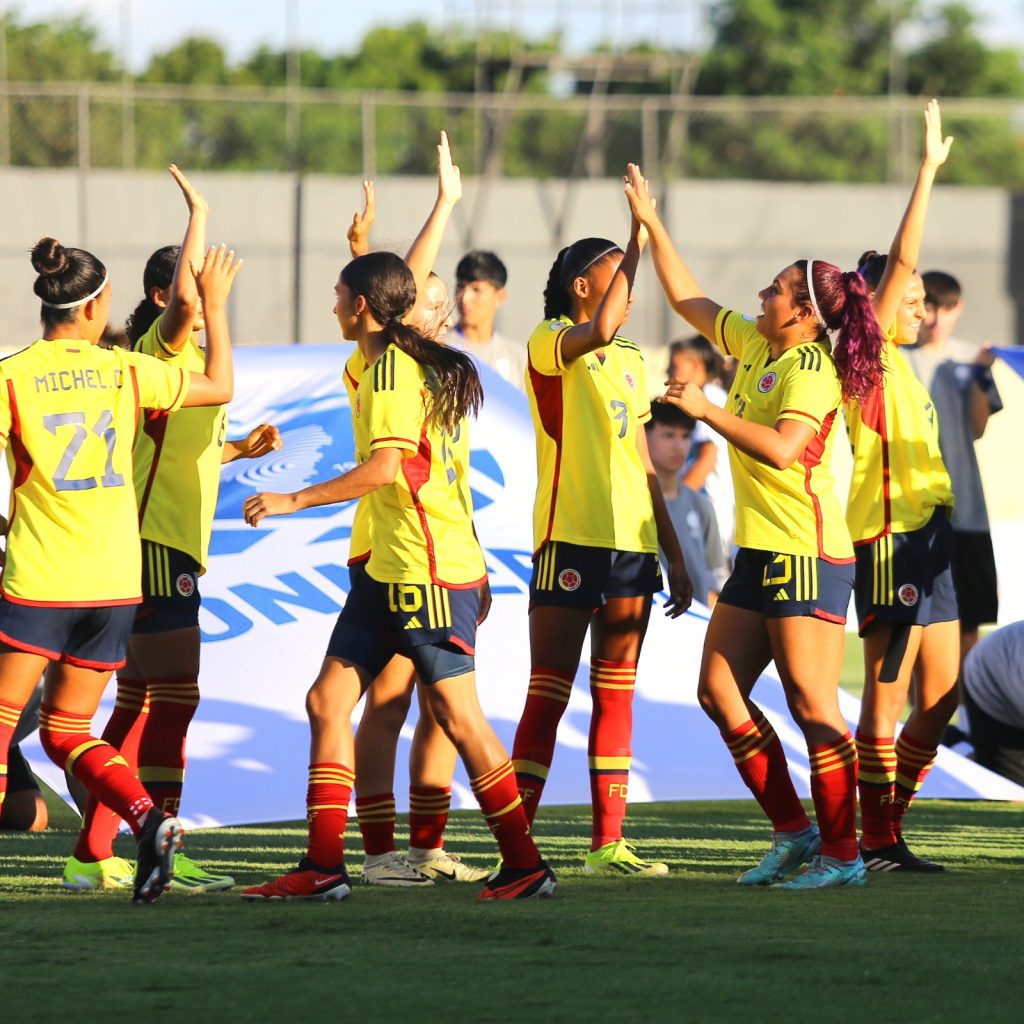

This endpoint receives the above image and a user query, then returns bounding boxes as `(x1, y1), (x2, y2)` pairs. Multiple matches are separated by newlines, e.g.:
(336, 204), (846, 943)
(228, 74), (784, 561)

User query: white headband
(40, 274), (108, 310)
(803, 259), (831, 335)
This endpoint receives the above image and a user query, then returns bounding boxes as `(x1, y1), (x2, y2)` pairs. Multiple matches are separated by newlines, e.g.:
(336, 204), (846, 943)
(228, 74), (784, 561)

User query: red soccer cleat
(241, 858), (352, 902)
(478, 861), (556, 901)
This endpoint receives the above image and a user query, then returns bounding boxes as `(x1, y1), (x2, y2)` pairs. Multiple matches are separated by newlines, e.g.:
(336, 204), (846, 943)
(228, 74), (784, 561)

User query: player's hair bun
(31, 237), (69, 277)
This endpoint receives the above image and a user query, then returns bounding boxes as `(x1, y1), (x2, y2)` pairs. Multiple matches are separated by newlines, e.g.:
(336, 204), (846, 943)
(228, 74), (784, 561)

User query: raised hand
(624, 162), (658, 226)
(346, 179), (376, 258)
(437, 130), (462, 207)
(923, 98), (954, 169)
(191, 244), (243, 312)
(169, 164), (209, 216)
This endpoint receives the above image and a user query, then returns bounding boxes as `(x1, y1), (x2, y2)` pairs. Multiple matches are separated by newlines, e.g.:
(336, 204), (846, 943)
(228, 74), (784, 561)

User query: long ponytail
(341, 251), (483, 434)
(794, 259), (884, 403)
(126, 245), (179, 344)
(542, 237), (623, 321)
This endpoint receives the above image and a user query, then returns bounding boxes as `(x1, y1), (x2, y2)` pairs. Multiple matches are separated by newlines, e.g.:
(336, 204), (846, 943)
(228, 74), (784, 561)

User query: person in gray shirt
(905, 270), (1002, 666)
(645, 402), (725, 608)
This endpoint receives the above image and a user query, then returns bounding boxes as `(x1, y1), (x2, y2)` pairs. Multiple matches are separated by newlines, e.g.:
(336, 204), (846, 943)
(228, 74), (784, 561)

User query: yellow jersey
(845, 335), (953, 544)
(132, 318), (227, 570)
(525, 317), (657, 556)
(344, 349), (474, 566)
(712, 309), (853, 562)
(352, 344), (485, 588)
(0, 339), (189, 606)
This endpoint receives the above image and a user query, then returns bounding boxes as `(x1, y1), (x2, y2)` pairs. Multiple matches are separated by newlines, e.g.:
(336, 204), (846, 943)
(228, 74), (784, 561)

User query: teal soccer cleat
(772, 854), (868, 890)
(737, 824), (820, 885)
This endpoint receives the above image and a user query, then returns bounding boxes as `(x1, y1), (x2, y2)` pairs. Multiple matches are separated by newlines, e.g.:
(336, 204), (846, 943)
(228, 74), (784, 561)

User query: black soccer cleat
(134, 812), (184, 904)
(861, 837), (946, 873)
(478, 861), (556, 900)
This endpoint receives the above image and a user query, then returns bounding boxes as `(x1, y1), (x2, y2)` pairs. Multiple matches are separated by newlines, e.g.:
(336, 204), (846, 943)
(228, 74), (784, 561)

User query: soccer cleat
(861, 837), (946, 873)
(361, 851), (434, 887)
(407, 847), (490, 883)
(772, 854), (868, 890)
(133, 812), (184, 905)
(738, 824), (820, 886)
(478, 861), (556, 901)
(583, 839), (669, 877)
(240, 858), (351, 902)
(170, 853), (235, 892)
(62, 855), (135, 891)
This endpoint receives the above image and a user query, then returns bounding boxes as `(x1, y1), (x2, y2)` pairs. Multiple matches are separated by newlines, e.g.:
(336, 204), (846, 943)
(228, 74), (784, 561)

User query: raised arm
(404, 131), (462, 292)
(346, 180), (375, 259)
(624, 163), (722, 344)
(182, 245), (239, 408)
(159, 165), (209, 351)
(872, 100), (953, 332)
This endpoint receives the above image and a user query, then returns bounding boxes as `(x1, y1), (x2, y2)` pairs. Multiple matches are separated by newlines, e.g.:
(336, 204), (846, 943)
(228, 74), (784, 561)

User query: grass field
(3, 799), (1023, 1024)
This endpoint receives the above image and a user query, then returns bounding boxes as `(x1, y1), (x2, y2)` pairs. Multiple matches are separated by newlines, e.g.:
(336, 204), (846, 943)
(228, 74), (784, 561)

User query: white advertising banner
(17, 345), (1024, 827)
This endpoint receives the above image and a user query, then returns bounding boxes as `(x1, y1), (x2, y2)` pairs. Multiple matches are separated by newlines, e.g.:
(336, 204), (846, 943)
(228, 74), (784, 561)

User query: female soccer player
(846, 101), (958, 872)
(63, 167), (280, 894)
(510, 213), (692, 877)
(341, 144), (488, 886)
(624, 162), (886, 889)
(0, 237), (240, 902)
(240, 250), (554, 902)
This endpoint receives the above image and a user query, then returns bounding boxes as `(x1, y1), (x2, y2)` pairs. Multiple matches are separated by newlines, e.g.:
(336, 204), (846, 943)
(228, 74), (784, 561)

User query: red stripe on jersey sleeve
(716, 311), (733, 356)
(779, 408), (823, 428)
(129, 364), (141, 430)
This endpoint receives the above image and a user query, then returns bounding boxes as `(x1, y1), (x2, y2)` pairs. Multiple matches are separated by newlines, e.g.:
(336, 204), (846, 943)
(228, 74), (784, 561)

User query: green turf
(2, 800), (1022, 1024)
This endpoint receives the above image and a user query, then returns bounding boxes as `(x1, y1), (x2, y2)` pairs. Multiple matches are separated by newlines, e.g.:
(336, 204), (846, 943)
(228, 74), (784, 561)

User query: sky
(8, 0), (1024, 71)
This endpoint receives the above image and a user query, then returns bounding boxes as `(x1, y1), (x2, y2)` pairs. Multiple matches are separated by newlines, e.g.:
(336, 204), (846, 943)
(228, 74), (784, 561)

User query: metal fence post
(77, 85), (90, 243)
(361, 91), (376, 177)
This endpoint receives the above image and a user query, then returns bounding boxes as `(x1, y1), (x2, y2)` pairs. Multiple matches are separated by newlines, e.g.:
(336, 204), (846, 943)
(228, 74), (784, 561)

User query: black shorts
(529, 541), (662, 611)
(0, 597), (136, 670)
(952, 530), (999, 631)
(854, 512), (959, 636)
(718, 548), (854, 623)
(326, 563), (478, 685)
(132, 541), (201, 635)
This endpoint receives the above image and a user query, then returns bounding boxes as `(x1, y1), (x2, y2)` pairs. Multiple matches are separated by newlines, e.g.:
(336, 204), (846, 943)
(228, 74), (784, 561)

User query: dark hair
(341, 252), (482, 433)
(922, 270), (962, 309)
(646, 401), (696, 434)
(126, 245), (179, 344)
(99, 325), (130, 351)
(794, 259), (885, 403)
(542, 237), (623, 320)
(854, 249), (890, 291)
(667, 335), (725, 381)
(455, 250), (508, 289)
(30, 237), (106, 328)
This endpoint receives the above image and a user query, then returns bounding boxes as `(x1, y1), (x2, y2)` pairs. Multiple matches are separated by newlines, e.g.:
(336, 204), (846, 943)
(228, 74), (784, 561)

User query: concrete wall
(1, 168), (1017, 357)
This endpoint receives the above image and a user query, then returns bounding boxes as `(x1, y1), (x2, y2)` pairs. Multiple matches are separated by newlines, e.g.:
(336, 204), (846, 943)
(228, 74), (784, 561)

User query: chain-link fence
(4, 82), (1024, 185)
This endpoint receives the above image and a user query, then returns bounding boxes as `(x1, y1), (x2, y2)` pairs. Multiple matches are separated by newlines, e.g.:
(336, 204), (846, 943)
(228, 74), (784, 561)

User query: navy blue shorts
(326, 563), (479, 685)
(529, 541), (662, 611)
(854, 511), (959, 635)
(0, 597), (137, 670)
(718, 548), (854, 623)
(132, 541), (201, 635)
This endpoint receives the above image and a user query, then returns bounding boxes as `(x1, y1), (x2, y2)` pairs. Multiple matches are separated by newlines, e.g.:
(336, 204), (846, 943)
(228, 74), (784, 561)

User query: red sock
(306, 762), (354, 869)
(809, 732), (858, 861)
(408, 785), (451, 850)
(73, 677), (150, 862)
(893, 729), (937, 837)
(355, 791), (396, 856)
(512, 666), (574, 823)
(588, 658), (635, 850)
(723, 712), (810, 834)
(471, 759), (540, 870)
(138, 676), (200, 817)
(855, 730), (896, 850)
(0, 697), (26, 821)
(39, 704), (153, 836)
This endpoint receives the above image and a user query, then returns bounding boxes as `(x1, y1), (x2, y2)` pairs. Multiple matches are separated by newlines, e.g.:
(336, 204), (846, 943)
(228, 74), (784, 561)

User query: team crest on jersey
(558, 568), (582, 592)
(897, 583), (919, 607)
(176, 573), (196, 598)
(757, 371), (777, 393)
(624, 372), (636, 391)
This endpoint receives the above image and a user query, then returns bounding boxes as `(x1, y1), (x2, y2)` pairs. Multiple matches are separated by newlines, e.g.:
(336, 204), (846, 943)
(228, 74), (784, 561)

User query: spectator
(451, 250), (525, 388)
(645, 402), (725, 607)
(959, 621), (1024, 787)
(667, 336), (735, 565)
(905, 271), (1003, 665)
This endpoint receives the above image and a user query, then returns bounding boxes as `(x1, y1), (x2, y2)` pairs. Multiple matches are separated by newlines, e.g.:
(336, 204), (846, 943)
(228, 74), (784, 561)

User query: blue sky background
(10, 0), (1024, 72)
